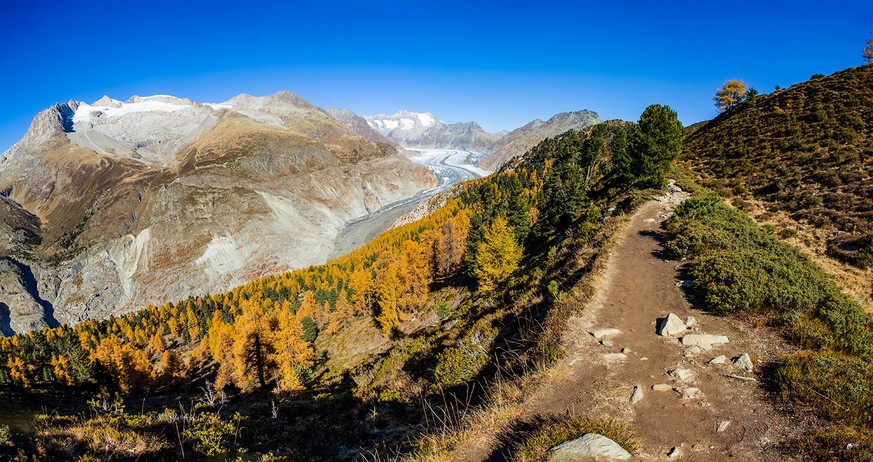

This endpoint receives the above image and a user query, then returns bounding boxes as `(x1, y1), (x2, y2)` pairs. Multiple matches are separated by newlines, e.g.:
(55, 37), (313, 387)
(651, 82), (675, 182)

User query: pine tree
(628, 104), (683, 188)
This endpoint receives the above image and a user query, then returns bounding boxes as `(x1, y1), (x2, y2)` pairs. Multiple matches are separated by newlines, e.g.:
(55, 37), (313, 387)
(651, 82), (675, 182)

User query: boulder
(600, 339), (614, 347)
(685, 315), (698, 327)
(683, 346), (701, 357)
(732, 353), (754, 372)
(652, 383), (673, 392)
(668, 368), (694, 381)
(656, 313), (687, 336)
(682, 387), (704, 399)
(549, 433), (632, 461)
(629, 385), (643, 404)
(708, 355), (727, 365)
(591, 328), (621, 340)
(716, 420), (731, 432)
(681, 334), (729, 350)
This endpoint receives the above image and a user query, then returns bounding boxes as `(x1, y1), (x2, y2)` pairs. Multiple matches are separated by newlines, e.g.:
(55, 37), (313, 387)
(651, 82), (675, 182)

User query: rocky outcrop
(0, 258), (56, 335)
(327, 108), (400, 147)
(0, 92), (437, 332)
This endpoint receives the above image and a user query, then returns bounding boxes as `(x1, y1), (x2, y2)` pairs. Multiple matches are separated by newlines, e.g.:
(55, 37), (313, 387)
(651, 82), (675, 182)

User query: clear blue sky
(1, 0), (871, 151)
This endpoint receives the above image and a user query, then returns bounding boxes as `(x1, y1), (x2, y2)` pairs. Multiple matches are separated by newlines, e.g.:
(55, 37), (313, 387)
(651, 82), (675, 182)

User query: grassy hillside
(682, 65), (873, 269)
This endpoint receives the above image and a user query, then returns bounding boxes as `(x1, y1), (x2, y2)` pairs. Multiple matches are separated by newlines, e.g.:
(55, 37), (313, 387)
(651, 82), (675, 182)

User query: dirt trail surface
(455, 188), (801, 461)
(514, 189), (799, 461)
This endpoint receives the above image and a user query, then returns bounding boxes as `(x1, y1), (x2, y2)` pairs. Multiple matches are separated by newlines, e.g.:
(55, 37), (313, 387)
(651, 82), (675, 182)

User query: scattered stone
(681, 334), (729, 350)
(640, 357), (649, 361)
(629, 385), (644, 404)
(683, 346), (701, 357)
(716, 420), (731, 432)
(724, 373), (757, 383)
(656, 313), (687, 336)
(668, 368), (695, 381)
(685, 315), (698, 327)
(683, 387), (704, 399)
(643, 218), (656, 223)
(652, 383), (672, 392)
(667, 446), (683, 459)
(620, 347), (630, 354)
(591, 328), (622, 340)
(548, 433), (631, 461)
(708, 355), (727, 365)
(600, 339), (614, 347)
(732, 353), (754, 372)
(603, 353), (627, 361)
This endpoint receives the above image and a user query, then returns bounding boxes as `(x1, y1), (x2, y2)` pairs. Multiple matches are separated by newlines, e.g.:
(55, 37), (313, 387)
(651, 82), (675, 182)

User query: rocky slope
(478, 110), (601, 169)
(0, 92), (435, 333)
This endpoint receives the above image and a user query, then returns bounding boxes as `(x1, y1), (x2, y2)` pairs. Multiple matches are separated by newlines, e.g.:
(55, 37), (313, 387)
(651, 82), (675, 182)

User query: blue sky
(1, 0), (870, 151)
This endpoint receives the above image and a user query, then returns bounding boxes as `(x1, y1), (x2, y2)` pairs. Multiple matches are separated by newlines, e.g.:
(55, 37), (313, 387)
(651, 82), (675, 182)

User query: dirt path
(506, 190), (799, 461)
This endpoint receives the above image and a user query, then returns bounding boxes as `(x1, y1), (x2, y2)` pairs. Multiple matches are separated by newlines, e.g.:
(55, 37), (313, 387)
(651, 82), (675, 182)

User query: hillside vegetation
(0, 105), (682, 460)
(682, 65), (873, 269)
(666, 192), (873, 460)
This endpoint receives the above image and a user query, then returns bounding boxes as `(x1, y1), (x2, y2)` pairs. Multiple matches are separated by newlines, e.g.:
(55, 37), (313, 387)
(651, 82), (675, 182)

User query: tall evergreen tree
(629, 104), (683, 188)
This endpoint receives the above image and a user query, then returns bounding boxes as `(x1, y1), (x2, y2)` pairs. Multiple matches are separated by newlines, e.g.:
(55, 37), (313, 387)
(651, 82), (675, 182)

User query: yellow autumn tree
(271, 308), (314, 393)
(864, 37), (873, 64)
(348, 267), (373, 315)
(474, 217), (523, 293)
(227, 295), (274, 391)
(375, 250), (403, 335)
(399, 239), (431, 311)
(713, 79), (748, 112)
(438, 210), (471, 276)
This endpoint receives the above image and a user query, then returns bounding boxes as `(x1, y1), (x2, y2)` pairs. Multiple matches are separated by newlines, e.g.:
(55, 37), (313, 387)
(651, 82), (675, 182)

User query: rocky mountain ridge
(0, 92), (436, 334)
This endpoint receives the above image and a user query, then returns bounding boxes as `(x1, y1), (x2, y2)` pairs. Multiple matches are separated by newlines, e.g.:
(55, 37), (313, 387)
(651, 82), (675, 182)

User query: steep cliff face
(0, 92), (436, 332)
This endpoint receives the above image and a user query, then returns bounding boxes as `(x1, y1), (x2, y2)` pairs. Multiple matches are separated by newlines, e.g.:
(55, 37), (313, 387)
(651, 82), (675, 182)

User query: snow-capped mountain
(363, 110), (501, 152)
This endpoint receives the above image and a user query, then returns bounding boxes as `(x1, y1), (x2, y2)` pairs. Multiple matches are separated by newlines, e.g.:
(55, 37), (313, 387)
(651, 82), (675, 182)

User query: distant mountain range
(339, 109), (601, 168)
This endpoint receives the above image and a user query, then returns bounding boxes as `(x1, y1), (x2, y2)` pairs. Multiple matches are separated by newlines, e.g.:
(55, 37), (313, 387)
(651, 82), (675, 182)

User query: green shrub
(434, 326), (497, 387)
(775, 351), (873, 426)
(0, 424), (10, 447)
(182, 411), (239, 456)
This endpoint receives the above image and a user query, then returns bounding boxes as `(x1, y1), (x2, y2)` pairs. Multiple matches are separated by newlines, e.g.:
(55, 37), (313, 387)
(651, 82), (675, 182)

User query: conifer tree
(474, 217), (523, 293)
(628, 104), (683, 188)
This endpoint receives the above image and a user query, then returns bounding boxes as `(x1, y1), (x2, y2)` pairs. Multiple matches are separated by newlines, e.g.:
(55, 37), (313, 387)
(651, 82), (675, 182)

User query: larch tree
(228, 296), (275, 391)
(713, 79), (749, 112)
(864, 37), (873, 64)
(375, 250), (403, 335)
(474, 217), (523, 293)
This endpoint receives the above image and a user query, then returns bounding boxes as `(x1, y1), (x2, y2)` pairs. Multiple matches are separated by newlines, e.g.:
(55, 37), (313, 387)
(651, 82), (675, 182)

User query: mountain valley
(0, 65), (871, 462)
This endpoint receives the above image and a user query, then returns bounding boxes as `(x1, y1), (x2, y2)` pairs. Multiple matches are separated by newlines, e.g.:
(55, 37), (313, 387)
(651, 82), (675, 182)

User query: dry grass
(35, 414), (169, 459)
